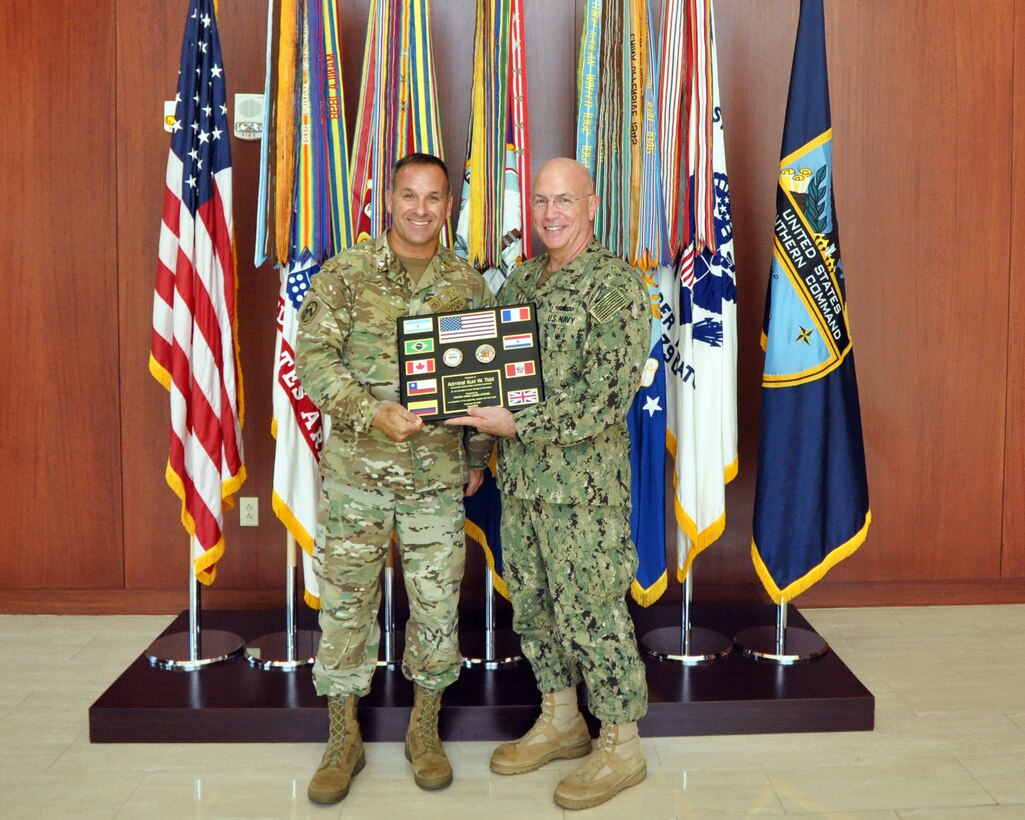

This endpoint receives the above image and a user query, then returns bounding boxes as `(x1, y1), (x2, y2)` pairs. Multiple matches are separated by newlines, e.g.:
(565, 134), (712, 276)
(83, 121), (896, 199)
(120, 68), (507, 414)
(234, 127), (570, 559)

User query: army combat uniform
(295, 233), (494, 698)
(497, 240), (650, 725)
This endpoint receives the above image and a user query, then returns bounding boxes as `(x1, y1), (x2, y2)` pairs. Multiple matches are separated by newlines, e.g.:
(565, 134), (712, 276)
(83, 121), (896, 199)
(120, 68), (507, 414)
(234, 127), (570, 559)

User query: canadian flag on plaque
(405, 359), (436, 376)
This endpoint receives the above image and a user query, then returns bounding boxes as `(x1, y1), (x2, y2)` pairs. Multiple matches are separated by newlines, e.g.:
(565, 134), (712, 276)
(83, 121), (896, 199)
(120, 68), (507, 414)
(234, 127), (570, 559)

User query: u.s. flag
(150, 0), (245, 584)
(438, 311), (498, 343)
(752, 0), (870, 602)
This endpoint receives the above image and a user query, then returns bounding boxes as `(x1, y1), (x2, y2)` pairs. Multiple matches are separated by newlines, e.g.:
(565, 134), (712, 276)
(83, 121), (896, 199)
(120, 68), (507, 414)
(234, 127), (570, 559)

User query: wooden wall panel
(0, 1), (123, 589)
(823, 0), (1012, 582)
(692, 0), (1014, 595)
(116, 0), (282, 594)
(3, 0), (1025, 611)
(117, 0), (284, 595)
(1003, 0), (1025, 578)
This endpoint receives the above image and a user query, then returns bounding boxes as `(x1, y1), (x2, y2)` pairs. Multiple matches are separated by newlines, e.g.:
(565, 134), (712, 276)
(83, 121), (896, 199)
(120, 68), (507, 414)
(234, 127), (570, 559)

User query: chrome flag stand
(641, 569), (732, 664)
(734, 599), (829, 664)
(461, 567), (522, 670)
(378, 546), (403, 668)
(245, 533), (319, 670)
(146, 537), (245, 671)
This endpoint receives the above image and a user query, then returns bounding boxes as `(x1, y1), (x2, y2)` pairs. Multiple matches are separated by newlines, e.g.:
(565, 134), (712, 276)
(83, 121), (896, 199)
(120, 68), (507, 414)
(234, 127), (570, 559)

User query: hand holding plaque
(397, 304), (544, 421)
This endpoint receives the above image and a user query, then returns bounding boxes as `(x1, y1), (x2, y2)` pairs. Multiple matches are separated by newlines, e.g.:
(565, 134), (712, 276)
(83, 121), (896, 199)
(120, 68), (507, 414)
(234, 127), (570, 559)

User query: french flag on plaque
(501, 306), (531, 323)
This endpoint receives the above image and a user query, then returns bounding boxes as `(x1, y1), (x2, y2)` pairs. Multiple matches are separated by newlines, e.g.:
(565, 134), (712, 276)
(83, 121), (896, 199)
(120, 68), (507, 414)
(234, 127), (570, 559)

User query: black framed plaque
(397, 303), (544, 421)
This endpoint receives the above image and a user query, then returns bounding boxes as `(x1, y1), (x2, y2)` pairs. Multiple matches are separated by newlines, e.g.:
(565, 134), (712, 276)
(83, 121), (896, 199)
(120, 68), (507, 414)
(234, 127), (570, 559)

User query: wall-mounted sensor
(234, 93), (265, 140)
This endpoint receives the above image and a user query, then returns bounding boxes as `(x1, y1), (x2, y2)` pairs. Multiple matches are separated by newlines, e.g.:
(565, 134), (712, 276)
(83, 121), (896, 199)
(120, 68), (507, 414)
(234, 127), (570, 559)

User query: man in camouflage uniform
(447, 157), (650, 810)
(295, 153), (494, 804)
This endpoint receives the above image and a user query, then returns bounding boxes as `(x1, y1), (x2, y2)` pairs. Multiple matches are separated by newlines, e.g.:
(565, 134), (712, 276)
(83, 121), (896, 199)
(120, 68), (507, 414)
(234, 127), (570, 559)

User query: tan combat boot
(307, 695), (366, 804)
(404, 684), (453, 790)
(553, 721), (646, 810)
(490, 686), (592, 775)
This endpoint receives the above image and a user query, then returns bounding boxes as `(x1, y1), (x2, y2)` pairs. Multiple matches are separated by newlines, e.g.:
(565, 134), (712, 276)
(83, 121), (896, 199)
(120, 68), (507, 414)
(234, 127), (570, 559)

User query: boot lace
(520, 692), (556, 743)
(574, 724), (615, 781)
(322, 698), (351, 764)
(416, 690), (442, 753)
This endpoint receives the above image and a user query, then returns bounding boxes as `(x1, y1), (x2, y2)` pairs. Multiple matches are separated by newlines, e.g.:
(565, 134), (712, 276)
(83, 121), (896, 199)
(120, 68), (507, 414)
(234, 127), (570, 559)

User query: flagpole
(734, 596), (829, 664)
(378, 541), (402, 668)
(146, 536), (245, 671)
(641, 567), (731, 664)
(245, 533), (320, 670)
(461, 565), (521, 670)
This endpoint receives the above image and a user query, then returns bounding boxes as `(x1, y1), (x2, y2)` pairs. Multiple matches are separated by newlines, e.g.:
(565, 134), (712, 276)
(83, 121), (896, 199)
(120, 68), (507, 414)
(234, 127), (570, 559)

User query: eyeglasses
(528, 194), (591, 211)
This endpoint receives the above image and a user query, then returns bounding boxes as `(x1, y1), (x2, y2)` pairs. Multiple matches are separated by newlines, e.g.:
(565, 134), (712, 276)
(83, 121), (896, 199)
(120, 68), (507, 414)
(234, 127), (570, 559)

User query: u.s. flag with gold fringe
(150, 0), (245, 585)
(752, 0), (870, 602)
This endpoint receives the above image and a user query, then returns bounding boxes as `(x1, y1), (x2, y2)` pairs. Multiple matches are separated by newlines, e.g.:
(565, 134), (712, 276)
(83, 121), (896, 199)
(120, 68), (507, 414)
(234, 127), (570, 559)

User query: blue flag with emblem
(751, 0), (871, 602)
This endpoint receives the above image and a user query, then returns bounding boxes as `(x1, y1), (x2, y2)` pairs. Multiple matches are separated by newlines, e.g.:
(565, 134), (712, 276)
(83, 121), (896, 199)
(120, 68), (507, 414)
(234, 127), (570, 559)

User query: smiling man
(295, 153), (494, 804)
(447, 157), (651, 810)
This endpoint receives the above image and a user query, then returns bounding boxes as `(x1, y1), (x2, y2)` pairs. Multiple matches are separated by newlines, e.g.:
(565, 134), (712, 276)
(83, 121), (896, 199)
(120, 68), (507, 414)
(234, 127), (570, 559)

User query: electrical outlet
(240, 497), (259, 527)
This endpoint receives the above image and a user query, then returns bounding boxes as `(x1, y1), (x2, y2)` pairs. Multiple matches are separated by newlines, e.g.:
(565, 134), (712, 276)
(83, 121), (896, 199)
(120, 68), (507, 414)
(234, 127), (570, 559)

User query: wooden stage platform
(89, 604), (873, 743)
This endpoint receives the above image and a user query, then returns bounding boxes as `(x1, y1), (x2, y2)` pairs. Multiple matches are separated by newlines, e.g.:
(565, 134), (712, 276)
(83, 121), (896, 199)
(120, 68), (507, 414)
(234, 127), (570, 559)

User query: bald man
(447, 158), (650, 810)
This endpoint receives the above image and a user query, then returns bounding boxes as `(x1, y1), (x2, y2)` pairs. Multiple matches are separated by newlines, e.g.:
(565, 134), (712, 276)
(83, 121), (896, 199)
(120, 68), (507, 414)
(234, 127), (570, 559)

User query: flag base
(641, 626), (733, 665)
(460, 629), (523, 669)
(93, 604), (872, 742)
(734, 626), (829, 664)
(145, 629), (245, 671)
(245, 630), (320, 670)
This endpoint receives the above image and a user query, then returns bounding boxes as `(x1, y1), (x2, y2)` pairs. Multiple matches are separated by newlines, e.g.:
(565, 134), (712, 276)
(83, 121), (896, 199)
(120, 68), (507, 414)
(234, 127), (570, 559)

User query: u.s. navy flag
(751, 0), (870, 602)
(150, 0), (245, 584)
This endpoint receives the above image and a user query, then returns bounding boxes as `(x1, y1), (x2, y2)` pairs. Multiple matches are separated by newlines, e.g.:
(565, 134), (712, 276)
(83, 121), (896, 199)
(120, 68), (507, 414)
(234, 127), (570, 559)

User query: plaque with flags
(397, 304), (543, 421)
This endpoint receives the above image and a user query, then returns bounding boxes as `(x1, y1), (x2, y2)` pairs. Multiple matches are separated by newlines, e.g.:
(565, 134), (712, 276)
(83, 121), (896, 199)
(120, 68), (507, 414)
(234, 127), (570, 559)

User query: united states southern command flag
(751, 0), (870, 603)
(150, 0), (246, 585)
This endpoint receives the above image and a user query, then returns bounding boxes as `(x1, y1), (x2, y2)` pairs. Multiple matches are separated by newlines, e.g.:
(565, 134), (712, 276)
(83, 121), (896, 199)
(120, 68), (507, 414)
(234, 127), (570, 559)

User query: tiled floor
(1, 606), (1024, 818)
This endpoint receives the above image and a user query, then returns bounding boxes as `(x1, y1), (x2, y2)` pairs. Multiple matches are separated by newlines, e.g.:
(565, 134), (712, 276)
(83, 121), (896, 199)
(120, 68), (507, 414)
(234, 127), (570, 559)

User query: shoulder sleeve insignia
(588, 287), (632, 324)
(299, 297), (323, 328)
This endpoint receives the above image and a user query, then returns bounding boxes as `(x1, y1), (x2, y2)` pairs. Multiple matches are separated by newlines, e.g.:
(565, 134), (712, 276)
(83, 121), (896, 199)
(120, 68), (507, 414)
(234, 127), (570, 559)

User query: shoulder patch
(299, 297), (323, 328)
(589, 287), (632, 324)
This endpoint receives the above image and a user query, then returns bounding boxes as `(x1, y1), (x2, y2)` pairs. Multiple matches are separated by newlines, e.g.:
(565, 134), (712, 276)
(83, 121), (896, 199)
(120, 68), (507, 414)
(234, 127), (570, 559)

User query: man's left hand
(445, 406), (518, 438)
(465, 468), (484, 497)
